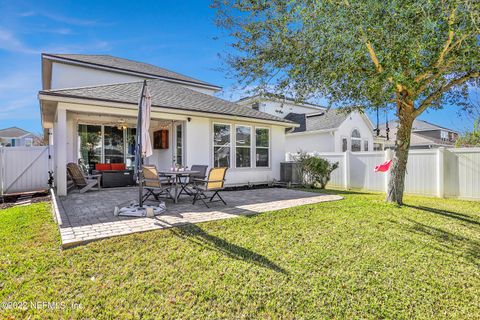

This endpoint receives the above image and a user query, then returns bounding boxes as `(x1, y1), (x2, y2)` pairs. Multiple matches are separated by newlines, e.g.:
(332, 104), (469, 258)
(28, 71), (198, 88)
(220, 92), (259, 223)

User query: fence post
(343, 151), (350, 190)
(437, 147), (445, 198)
(384, 149), (393, 192)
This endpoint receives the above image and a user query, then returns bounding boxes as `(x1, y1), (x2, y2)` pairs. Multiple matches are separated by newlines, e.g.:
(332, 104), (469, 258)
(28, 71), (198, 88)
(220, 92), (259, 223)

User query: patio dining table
(158, 170), (199, 203)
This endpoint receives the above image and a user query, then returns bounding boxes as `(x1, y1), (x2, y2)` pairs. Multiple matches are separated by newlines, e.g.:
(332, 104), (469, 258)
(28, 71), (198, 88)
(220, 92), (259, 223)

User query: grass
(1, 191), (479, 319)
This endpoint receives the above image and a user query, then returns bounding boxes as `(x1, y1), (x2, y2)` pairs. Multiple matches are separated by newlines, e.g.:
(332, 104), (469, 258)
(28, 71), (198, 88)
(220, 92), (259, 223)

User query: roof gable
(42, 53), (220, 90)
(286, 110), (349, 133)
(0, 127), (31, 138)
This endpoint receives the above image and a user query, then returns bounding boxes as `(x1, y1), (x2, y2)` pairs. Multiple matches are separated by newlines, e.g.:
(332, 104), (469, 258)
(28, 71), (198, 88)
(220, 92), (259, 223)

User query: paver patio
(54, 187), (342, 248)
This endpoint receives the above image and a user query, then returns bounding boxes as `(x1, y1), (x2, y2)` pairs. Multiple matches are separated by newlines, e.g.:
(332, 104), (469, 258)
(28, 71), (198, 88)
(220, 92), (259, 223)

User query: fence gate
(0, 146), (52, 196)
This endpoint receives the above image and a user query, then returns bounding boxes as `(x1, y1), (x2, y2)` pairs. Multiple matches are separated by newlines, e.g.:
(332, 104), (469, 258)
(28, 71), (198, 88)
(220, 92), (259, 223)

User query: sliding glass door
(78, 124), (136, 172)
(78, 124), (102, 171)
(104, 126), (125, 164)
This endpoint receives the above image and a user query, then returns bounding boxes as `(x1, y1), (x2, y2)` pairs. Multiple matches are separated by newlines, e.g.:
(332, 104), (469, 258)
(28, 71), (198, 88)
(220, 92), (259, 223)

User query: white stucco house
(237, 94), (383, 154)
(38, 54), (296, 196)
(0, 127), (37, 147)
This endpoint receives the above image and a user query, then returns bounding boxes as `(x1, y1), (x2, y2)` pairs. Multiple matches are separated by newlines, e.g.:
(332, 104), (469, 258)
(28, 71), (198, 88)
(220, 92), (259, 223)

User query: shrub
(294, 151), (339, 189)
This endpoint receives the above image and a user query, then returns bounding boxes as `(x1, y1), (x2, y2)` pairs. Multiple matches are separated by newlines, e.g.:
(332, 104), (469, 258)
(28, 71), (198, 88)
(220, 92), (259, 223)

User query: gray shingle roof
(0, 127), (32, 138)
(379, 119), (456, 133)
(286, 110), (349, 133)
(43, 54), (220, 89)
(40, 79), (293, 124)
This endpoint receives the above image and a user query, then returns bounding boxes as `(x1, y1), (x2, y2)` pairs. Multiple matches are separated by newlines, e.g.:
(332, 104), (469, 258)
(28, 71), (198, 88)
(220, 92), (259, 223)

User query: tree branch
(413, 71), (480, 117)
(435, 8), (456, 68)
(414, 9), (458, 83)
(365, 40), (383, 73)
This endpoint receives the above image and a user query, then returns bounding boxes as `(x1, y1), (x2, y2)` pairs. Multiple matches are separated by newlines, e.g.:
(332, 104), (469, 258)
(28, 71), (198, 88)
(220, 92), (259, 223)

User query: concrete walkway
(54, 187), (342, 248)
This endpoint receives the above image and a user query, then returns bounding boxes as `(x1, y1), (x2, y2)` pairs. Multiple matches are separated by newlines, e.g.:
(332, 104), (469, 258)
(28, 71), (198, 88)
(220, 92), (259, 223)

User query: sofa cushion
(111, 163), (126, 171)
(95, 163), (112, 171)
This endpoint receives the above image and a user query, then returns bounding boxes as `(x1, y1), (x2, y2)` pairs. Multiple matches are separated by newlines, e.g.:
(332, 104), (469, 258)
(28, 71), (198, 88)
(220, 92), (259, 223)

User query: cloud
(0, 28), (37, 54)
(18, 10), (110, 27)
(0, 27), (111, 54)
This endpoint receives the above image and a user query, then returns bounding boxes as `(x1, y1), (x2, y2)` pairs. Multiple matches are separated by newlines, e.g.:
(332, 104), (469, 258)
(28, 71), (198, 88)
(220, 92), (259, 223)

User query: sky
(0, 0), (477, 134)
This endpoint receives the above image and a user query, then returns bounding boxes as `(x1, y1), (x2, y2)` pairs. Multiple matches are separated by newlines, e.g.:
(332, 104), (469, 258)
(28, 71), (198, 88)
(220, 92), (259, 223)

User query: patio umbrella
(114, 80), (166, 217)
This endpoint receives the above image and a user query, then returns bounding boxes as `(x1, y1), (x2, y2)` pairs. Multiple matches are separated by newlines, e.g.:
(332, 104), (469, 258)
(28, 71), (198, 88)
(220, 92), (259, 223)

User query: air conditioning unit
(280, 162), (302, 184)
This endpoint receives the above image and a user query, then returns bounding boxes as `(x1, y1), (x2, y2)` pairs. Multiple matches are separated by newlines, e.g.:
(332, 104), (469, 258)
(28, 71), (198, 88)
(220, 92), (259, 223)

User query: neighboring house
(238, 94), (377, 153)
(0, 127), (36, 147)
(378, 119), (459, 149)
(38, 54), (295, 196)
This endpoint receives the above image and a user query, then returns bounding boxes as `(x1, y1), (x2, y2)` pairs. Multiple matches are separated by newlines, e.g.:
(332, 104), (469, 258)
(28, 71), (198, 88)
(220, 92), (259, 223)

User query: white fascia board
(286, 128), (336, 136)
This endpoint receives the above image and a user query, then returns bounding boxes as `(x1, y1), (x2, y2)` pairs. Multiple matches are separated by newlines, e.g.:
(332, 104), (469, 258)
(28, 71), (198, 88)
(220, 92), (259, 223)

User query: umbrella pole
(137, 81), (147, 208)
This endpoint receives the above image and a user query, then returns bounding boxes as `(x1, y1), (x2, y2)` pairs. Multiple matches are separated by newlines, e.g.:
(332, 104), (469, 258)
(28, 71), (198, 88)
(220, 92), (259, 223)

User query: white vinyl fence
(287, 147), (480, 200)
(0, 146), (52, 196)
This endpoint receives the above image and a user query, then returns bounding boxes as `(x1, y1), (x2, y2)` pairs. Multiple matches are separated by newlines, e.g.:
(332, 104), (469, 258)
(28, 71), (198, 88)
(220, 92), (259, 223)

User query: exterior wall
(0, 135), (36, 147)
(51, 102), (287, 194)
(50, 62), (217, 95)
(285, 131), (335, 154)
(334, 112), (373, 152)
(238, 99), (325, 118)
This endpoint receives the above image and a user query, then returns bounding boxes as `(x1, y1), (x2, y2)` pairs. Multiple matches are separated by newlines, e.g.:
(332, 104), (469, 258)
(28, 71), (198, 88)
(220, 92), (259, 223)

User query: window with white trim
(235, 125), (251, 168)
(351, 129), (361, 152)
(364, 140), (369, 151)
(213, 123), (231, 167)
(255, 128), (269, 167)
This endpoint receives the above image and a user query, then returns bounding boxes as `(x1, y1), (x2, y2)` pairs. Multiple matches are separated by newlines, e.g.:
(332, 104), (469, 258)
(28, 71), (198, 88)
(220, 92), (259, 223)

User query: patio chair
(141, 165), (174, 203)
(179, 165), (209, 196)
(66, 162), (101, 193)
(192, 167), (228, 208)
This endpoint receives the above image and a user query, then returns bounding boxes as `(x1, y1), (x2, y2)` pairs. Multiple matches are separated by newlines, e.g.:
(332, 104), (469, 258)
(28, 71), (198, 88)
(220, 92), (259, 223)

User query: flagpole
(137, 80), (147, 208)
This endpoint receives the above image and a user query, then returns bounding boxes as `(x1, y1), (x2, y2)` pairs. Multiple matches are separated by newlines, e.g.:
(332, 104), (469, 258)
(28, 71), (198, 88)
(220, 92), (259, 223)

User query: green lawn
(1, 190), (479, 319)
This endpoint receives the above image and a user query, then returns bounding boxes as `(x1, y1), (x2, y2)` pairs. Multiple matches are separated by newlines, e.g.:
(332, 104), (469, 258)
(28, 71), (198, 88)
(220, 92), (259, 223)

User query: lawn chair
(66, 162), (101, 193)
(192, 167), (228, 207)
(179, 164), (208, 196)
(142, 165), (174, 203)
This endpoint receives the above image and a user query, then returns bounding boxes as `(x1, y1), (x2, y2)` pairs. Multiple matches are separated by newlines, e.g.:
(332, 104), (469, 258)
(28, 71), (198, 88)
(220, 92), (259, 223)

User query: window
(235, 125), (251, 168)
(342, 138), (348, 152)
(441, 130), (448, 141)
(374, 143), (383, 151)
(255, 128), (269, 167)
(351, 129), (361, 152)
(252, 102), (259, 111)
(24, 138), (33, 147)
(213, 124), (231, 167)
(364, 140), (369, 151)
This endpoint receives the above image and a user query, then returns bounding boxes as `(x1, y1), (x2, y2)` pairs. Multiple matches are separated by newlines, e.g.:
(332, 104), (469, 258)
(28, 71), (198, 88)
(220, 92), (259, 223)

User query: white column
(343, 151), (350, 189)
(56, 108), (68, 196)
(437, 147), (445, 198)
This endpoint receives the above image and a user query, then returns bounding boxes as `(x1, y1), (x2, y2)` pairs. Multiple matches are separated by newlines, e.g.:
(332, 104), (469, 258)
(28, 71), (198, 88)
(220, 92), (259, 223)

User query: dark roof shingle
(43, 54), (220, 89)
(286, 110), (349, 133)
(40, 79), (293, 124)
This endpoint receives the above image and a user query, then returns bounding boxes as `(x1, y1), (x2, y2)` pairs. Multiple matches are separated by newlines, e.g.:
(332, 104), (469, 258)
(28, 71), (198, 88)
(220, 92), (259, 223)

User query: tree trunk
(386, 103), (415, 205)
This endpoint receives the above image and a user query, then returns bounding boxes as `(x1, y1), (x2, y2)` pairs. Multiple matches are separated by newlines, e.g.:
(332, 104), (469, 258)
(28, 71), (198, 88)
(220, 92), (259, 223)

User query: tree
(455, 119), (480, 147)
(213, 0), (480, 205)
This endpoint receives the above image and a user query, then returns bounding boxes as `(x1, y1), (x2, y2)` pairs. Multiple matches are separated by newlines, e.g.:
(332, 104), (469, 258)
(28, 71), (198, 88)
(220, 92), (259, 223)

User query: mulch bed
(0, 192), (51, 210)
